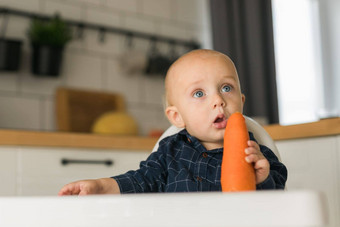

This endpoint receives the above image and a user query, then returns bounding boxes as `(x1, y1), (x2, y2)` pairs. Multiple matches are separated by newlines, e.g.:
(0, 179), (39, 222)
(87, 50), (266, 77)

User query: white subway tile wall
(0, 95), (41, 130)
(141, 0), (173, 20)
(105, 58), (142, 103)
(0, 0), (211, 135)
(44, 1), (83, 21)
(4, 17), (30, 39)
(86, 7), (122, 27)
(63, 51), (103, 89)
(0, 0), (40, 13)
(106, 0), (139, 13)
(41, 97), (55, 131)
(0, 73), (18, 92)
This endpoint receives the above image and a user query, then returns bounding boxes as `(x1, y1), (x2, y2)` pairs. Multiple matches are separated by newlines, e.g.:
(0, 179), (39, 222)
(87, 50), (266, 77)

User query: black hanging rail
(0, 7), (200, 49)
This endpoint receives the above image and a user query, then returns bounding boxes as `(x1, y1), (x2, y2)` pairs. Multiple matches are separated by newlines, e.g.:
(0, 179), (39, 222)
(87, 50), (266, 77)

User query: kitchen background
(0, 0), (212, 135)
(1, 1), (340, 226)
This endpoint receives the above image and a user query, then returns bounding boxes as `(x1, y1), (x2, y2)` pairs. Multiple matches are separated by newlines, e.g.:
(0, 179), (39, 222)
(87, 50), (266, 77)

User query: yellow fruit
(92, 111), (138, 136)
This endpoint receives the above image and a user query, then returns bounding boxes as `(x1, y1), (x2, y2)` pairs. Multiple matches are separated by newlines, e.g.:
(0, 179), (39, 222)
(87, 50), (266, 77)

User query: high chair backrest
(152, 116), (281, 161)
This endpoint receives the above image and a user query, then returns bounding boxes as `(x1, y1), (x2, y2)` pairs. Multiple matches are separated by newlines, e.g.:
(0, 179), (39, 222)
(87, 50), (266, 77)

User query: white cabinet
(0, 146), (150, 196)
(0, 149), (17, 196)
(276, 136), (340, 227)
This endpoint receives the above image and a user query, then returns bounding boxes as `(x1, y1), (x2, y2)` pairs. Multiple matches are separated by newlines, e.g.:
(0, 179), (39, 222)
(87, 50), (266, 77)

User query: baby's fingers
(58, 183), (81, 196)
(247, 140), (260, 150)
(245, 146), (258, 155)
(245, 153), (261, 163)
(58, 187), (74, 196)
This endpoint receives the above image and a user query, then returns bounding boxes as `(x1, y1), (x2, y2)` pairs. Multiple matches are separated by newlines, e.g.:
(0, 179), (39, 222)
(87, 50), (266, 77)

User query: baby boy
(59, 49), (287, 195)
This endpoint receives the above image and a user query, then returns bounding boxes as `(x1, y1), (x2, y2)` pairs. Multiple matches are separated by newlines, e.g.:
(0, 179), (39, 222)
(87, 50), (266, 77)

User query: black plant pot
(0, 38), (22, 71)
(31, 43), (64, 77)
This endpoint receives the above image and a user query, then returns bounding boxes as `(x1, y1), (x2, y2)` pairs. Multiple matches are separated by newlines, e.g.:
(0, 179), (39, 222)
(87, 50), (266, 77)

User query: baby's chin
(214, 128), (226, 140)
(199, 137), (224, 150)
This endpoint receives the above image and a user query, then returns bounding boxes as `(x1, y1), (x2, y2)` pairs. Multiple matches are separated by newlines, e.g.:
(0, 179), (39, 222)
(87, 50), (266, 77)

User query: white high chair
(152, 115), (281, 161)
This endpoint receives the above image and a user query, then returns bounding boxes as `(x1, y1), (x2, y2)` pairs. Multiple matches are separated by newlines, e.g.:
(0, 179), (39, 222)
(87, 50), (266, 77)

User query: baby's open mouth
(213, 115), (227, 128)
(214, 117), (225, 123)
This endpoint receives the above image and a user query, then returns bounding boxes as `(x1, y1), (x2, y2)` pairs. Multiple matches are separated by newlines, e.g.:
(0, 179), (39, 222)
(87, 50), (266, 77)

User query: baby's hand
(58, 179), (102, 196)
(245, 141), (270, 184)
(58, 178), (120, 196)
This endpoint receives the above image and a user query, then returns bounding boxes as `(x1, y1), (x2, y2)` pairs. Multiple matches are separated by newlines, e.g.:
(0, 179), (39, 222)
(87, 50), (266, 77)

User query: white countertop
(0, 190), (328, 227)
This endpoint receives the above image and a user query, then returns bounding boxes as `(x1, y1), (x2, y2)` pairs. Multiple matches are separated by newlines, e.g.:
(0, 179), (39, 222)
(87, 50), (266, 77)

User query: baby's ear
(165, 106), (185, 128)
(241, 94), (246, 105)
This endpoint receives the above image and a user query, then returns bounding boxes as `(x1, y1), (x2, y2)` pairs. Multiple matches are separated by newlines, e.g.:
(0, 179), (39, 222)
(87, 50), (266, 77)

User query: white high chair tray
(0, 190), (327, 227)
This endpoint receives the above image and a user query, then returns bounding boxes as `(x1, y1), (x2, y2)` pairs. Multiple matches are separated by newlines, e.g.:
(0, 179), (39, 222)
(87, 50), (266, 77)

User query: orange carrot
(221, 112), (256, 192)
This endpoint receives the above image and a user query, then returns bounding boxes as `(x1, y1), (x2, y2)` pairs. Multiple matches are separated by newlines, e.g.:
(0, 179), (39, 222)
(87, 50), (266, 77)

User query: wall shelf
(0, 7), (200, 49)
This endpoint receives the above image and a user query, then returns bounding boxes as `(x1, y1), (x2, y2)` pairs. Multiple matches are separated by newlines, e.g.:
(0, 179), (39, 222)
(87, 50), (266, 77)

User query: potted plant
(28, 14), (72, 76)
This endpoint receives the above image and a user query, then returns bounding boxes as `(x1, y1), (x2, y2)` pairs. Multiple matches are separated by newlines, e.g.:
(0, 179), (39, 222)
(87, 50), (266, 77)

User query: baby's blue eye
(193, 90), (204, 98)
(221, 85), (232, 93)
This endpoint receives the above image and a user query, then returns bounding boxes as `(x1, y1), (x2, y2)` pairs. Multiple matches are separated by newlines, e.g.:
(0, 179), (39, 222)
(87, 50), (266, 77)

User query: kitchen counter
(0, 117), (339, 150)
(264, 117), (340, 140)
(0, 129), (158, 151)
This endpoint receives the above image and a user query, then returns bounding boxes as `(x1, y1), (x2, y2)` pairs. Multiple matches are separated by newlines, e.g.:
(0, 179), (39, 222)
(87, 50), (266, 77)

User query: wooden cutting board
(56, 87), (126, 133)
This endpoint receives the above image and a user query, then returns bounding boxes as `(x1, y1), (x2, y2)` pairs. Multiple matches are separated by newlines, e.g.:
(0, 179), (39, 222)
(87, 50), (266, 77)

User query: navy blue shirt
(113, 129), (287, 193)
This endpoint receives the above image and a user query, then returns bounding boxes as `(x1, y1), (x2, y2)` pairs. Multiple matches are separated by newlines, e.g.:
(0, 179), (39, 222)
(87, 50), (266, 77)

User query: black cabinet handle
(61, 158), (113, 166)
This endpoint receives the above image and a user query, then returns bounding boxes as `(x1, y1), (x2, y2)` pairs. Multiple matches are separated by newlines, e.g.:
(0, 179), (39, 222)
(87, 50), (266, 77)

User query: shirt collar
(177, 129), (256, 153)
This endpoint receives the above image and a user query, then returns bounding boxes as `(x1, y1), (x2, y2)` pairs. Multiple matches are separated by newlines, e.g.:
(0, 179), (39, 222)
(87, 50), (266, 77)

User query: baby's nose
(213, 95), (226, 108)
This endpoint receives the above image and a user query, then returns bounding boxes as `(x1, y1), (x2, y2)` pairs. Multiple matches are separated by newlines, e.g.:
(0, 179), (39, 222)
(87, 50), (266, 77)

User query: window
(272, 0), (323, 125)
